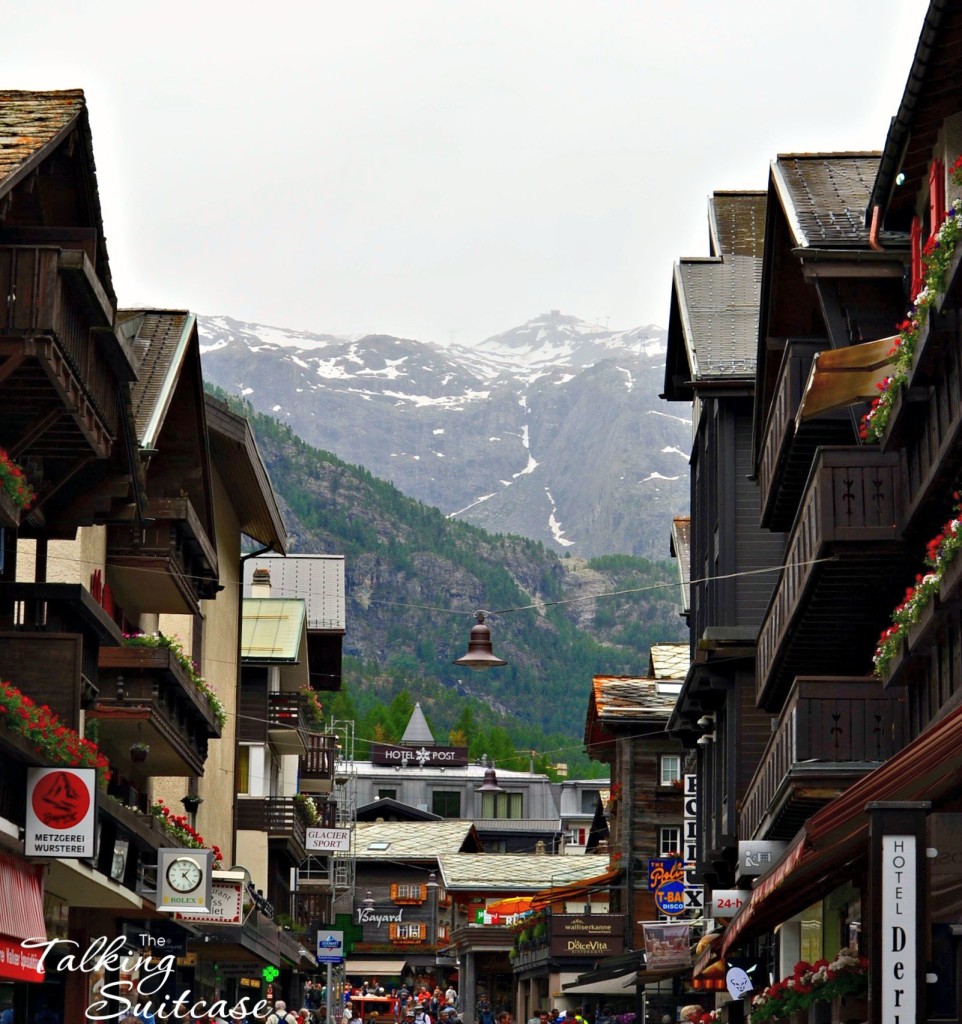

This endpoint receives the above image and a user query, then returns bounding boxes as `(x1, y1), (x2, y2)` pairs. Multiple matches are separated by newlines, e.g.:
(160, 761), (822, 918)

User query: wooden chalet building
(0, 90), (338, 1018)
(666, 4), (962, 1020)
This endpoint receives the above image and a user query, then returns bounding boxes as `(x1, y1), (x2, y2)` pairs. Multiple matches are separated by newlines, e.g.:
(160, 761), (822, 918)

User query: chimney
(251, 567), (272, 597)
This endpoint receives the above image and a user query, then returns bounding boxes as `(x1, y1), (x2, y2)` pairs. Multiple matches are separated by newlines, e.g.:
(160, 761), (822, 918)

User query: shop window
(432, 790), (462, 818)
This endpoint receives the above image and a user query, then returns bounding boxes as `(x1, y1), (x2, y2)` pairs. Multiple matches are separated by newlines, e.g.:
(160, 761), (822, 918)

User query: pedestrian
(476, 998), (494, 1024)
(267, 1003), (299, 1024)
(444, 986), (457, 1009)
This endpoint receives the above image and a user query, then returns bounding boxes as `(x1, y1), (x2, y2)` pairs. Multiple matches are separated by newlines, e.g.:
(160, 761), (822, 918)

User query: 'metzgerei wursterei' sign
(26, 767), (97, 859)
(371, 744), (468, 767)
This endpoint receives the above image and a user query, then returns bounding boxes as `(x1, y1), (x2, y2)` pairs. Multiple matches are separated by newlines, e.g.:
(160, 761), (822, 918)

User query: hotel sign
(881, 835), (916, 1023)
(371, 744), (468, 767)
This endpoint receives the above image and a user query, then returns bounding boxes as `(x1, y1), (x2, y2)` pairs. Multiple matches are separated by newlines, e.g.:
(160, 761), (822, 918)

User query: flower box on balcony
(0, 487), (22, 529)
(906, 592), (942, 653)
(939, 551), (962, 606)
(831, 994), (867, 1024)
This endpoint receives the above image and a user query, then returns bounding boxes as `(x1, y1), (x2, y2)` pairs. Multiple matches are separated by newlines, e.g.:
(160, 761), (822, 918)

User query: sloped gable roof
(0, 90), (84, 196)
(708, 191), (767, 260)
(352, 820), (481, 858)
(437, 854), (603, 891)
(671, 254), (761, 383)
(771, 153), (899, 248)
(0, 89), (116, 306)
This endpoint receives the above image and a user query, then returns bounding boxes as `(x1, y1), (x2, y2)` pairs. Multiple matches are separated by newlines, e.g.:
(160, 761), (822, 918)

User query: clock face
(166, 856), (203, 893)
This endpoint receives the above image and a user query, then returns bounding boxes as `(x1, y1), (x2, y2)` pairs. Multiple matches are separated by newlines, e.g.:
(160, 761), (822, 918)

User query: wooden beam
(10, 406), (64, 459)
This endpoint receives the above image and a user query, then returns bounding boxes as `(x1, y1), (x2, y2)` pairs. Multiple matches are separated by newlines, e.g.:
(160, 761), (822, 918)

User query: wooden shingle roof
(708, 191), (767, 260)
(591, 675), (678, 723)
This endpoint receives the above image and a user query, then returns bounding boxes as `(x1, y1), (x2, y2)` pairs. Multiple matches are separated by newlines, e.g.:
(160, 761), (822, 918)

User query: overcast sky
(9, 1), (931, 346)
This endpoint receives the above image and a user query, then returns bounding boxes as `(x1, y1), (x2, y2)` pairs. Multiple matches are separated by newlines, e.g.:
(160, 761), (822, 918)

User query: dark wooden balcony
(756, 448), (912, 711)
(299, 732), (337, 794)
(267, 693), (309, 755)
(0, 246), (132, 465)
(236, 796), (307, 862)
(92, 645), (222, 778)
(758, 339), (855, 531)
(293, 890), (331, 929)
(107, 497), (219, 615)
(739, 676), (907, 842)
(0, 582), (123, 730)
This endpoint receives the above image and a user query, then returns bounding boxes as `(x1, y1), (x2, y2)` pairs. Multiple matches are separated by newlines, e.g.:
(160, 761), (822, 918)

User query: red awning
(722, 699), (962, 956)
(0, 853), (46, 983)
(529, 866), (622, 910)
(0, 852), (45, 940)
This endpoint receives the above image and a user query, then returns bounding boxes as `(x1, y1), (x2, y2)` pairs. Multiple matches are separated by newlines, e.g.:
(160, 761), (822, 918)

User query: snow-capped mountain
(198, 310), (691, 558)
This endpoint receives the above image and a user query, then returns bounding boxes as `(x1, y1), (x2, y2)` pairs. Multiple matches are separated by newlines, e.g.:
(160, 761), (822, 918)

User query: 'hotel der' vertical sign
(881, 835), (916, 1023)
(868, 801), (929, 1024)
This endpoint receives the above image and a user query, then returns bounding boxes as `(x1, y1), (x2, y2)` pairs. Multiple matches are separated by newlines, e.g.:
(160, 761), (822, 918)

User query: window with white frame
(660, 754), (682, 786)
(658, 826), (681, 857)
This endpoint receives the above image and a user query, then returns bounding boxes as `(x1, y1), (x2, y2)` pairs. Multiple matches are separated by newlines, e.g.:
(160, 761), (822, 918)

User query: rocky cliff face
(199, 310), (690, 558)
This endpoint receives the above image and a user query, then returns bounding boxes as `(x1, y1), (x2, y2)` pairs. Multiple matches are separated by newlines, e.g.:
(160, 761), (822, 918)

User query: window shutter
(419, 884), (427, 901)
(418, 924), (427, 940)
(389, 923), (398, 940)
(390, 883), (399, 901)
(911, 216), (923, 298)
(930, 159), (946, 232)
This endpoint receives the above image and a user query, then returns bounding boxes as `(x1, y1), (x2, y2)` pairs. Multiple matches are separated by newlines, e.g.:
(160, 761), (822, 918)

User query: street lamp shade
(427, 872), (439, 890)
(453, 611), (507, 670)
(476, 768), (505, 794)
(363, 890), (375, 908)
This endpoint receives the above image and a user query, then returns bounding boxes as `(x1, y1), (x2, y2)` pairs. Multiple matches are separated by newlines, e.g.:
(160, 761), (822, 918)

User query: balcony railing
(236, 797), (307, 862)
(299, 733), (338, 794)
(267, 693), (309, 755)
(758, 339), (854, 531)
(94, 645), (222, 778)
(756, 447), (910, 710)
(739, 677), (907, 842)
(0, 582), (123, 730)
(0, 245), (128, 462)
(107, 497), (219, 615)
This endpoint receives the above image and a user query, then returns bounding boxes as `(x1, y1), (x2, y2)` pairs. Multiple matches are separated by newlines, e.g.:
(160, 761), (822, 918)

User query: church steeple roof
(400, 702), (435, 745)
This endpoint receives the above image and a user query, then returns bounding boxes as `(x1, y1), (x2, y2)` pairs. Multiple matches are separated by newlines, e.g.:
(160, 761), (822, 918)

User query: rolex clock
(158, 848), (214, 911)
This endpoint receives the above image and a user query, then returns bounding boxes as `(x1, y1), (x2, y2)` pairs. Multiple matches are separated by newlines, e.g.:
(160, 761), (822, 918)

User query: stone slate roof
(649, 642), (690, 681)
(673, 254), (760, 380)
(352, 820), (480, 859)
(771, 153), (902, 248)
(591, 675), (679, 723)
(0, 89), (115, 305)
(709, 191), (767, 260)
(437, 853), (603, 891)
(0, 89), (84, 196)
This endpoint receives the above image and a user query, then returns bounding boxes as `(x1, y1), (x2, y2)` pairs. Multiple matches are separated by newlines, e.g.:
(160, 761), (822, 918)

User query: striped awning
(529, 866), (622, 911)
(0, 852), (45, 941)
